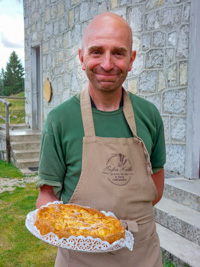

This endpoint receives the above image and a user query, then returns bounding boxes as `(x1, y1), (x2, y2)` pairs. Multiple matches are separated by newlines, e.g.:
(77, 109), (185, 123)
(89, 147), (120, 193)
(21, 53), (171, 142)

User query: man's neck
(89, 86), (123, 112)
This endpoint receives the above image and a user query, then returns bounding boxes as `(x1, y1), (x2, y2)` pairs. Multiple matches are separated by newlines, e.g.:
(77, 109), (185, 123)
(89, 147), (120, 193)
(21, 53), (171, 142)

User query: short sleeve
(150, 115), (166, 173)
(36, 115), (66, 198)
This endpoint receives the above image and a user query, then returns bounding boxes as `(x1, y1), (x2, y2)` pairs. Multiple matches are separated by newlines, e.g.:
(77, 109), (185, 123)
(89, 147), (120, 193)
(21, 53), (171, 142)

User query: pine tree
(0, 68), (4, 95)
(3, 51), (24, 96)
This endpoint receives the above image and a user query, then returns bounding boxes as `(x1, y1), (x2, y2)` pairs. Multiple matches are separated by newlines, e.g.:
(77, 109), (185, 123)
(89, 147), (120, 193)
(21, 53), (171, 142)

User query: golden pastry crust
(35, 203), (125, 244)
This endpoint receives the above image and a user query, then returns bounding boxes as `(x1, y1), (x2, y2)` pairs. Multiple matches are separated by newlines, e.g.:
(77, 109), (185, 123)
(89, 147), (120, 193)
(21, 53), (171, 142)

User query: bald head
(82, 12), (133, 53)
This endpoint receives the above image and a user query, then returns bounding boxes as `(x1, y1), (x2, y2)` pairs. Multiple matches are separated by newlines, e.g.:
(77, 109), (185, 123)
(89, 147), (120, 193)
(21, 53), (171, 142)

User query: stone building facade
(23, 0), (200, 178)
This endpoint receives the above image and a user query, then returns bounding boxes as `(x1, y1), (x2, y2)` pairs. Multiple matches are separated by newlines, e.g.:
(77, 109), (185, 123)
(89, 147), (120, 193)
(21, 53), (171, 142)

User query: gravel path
(0, 176), (38, 193)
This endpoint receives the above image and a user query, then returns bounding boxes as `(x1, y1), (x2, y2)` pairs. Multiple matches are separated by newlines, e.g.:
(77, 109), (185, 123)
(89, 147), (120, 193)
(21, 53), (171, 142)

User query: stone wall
(24, 0), (192, 176)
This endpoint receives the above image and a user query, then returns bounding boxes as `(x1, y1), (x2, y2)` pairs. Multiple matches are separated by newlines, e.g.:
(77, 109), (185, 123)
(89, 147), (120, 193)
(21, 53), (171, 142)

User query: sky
(0, 0), (24, 71)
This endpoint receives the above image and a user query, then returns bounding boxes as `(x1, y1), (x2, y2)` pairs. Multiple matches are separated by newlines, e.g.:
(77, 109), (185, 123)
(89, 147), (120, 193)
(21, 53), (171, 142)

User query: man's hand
(36, 185), (59, 209)
(151, 168), (164, 206)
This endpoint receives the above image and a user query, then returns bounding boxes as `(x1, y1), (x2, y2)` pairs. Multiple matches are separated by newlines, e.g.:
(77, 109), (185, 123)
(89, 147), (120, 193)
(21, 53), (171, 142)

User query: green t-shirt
(37, 91), (166, 203)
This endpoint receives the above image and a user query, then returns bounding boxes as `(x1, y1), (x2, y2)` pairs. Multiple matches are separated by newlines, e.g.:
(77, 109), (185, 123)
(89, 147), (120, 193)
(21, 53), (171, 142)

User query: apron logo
(102, 154), (134, 186)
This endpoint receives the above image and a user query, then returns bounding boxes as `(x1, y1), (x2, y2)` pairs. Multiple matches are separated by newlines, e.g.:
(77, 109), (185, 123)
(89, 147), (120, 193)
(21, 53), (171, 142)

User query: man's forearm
(36, 185), (59, 209)
(151, 168), (164, 206)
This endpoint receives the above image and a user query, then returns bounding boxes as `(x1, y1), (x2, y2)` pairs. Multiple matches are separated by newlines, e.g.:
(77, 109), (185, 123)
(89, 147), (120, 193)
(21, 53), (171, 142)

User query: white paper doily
(25, 201), (134, 253)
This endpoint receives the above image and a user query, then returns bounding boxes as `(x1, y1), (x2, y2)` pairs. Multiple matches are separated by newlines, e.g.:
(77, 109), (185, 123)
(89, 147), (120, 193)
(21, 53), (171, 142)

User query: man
(36, 12), (166, 267)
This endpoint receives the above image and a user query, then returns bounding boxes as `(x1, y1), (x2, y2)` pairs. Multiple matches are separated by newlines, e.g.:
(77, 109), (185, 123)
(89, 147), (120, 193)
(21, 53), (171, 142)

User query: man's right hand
(36, 185), (59, 209)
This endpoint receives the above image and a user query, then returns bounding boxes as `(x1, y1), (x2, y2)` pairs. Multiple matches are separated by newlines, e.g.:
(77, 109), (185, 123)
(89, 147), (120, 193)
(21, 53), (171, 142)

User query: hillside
(0, 92), (25, 124)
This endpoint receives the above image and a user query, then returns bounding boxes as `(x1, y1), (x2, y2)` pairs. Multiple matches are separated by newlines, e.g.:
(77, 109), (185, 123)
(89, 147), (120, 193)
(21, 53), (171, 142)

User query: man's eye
(114, 52), (124, 56)
(92, 51), (101, 55)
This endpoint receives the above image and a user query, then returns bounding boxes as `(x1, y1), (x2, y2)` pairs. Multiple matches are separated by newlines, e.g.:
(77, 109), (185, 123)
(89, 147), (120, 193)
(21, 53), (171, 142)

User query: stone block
(71, 24), (81, 44)
(152, 31), (166, 47)
(71, 72), (80, 92)
(177, 25), (189, 58)
(60, 14), (68, 32)
(146, 49), (164, 69)
(133, 36), (141, 52)
(145, 11), (159, 31)
(167, 64), (177, 88)
(127, 78), (138, 94)
(53, 20), (59, 35)
(129, 5), (144, 32)
(119, 0), (131, 5)
(159, 6), (182, 31)
(139, 70), (157, 93)
(80, 2), (90, 21)
(63, 72), (72, 88)
(131, 53), (144, 76)
(183, 2), (190, 22)
(74, 5), (80, 22)
(69, 9), (74, 28)
(62, 89), (70, 102)
(158, 71), (166, 91)
(50, 37), (56, 52)
(146, 94), (161, 112)
(57, 2), (65, 18)
(45, 22), (53, 39)
(165, 144), (185, 174)
(65, 58), (75, 72)
(55, 35), (63, 49)
(65, 44), (79, 58)
(45, 7), (51, 23)
(111, 0), (119, 10)
(77, 65), (87, 81)
(51, 4), (58, 20)
(51, 78), (58, 93)
(57, 76), (64, 94)
(165, 48), (175, 67)
(171, 116), (186, 142)
(98, 2), (108, 14)
(63, 31), (72, 49)
(42, 41), (49, 54)
(47, 53), (52, 68)
(141, 33), (151, 51)
(163, 89), (187, 114)
(71, 0), (80, 6)
(179, 61), (188, 86)
(162, 116), (170, 142)
(56, 50), (64, 65)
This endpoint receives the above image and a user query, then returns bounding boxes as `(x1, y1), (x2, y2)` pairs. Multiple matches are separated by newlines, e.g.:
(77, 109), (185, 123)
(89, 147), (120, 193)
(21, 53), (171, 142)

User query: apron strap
(80, 86), (138, 138)
(123, 89), (137, 137)
(80, 86), (96, 137)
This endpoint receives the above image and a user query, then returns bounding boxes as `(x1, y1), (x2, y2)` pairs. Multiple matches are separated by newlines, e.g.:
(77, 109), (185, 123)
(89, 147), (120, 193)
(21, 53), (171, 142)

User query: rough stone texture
(23, 0), (191, 176)
(165, 144), (185, 174)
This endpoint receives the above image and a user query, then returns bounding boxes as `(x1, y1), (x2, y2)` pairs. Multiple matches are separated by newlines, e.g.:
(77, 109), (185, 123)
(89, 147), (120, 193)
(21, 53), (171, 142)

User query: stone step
(10, 124), (30, 130)
(154, 197), (200, 246)
(10, 134), (41, 142)
(164, 178), (200, 212)
(11, 140), (41, 150)
(13, 149), (40, 160)
(156, 223), (200, 267)
(15, 158), (39, 169)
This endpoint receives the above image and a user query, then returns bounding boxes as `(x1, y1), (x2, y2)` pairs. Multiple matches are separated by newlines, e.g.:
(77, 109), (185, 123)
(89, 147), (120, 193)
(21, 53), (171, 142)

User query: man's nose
(100, 53), (114, 71)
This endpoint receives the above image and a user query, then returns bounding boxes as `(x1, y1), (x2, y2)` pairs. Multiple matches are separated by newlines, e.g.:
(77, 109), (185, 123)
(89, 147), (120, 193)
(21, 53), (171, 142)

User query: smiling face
(79, 13), (136, 94)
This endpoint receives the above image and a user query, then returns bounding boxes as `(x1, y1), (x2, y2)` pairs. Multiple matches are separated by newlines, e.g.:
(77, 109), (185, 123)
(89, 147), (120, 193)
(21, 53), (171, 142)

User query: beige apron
(55, 87), (162, 267)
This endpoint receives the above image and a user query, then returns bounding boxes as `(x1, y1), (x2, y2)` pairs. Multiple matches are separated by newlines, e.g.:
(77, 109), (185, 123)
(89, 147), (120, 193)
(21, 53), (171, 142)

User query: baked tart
(35, 203), (125, 244)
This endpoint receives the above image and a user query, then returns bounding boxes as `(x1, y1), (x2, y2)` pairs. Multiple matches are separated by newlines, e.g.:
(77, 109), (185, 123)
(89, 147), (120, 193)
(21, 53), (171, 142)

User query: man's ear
(78, 49), (85, 71)
(128, 50), (136, 72)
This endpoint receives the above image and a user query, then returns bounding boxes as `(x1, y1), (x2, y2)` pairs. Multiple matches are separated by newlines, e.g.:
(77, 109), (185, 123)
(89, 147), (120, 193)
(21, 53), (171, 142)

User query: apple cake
(34, 203), (125, 244)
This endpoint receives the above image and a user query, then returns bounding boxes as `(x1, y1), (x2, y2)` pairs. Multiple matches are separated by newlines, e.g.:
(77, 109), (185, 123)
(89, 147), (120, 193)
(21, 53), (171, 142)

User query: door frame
(31, 44), (42, 130)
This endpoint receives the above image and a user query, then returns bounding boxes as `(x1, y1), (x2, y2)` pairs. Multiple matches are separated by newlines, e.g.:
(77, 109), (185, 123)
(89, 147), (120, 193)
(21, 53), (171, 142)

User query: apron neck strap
(80, 86), (137, 137)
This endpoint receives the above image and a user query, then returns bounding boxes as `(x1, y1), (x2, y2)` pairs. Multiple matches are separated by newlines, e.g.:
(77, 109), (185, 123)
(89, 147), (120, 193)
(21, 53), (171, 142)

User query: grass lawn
(0, 160), (24, 178)
(0, 183), (57, 267)
(0, 92), (25, 124)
